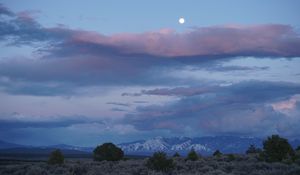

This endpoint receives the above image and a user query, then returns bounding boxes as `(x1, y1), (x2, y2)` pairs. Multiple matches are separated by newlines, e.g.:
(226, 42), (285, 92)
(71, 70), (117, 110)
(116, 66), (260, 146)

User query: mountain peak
(117, 136), (264, 155)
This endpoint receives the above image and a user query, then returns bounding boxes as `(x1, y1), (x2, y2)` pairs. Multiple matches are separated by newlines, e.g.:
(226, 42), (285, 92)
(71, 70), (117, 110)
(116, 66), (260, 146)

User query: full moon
(179, 17), (185, 24)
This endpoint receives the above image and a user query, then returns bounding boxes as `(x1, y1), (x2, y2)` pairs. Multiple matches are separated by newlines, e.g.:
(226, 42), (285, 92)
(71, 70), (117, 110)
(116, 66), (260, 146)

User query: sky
(0, 0), (300, 146)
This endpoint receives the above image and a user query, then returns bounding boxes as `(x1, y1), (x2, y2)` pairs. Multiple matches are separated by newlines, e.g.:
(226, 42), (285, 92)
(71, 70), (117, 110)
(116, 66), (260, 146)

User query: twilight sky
(0, 0), (300, 146)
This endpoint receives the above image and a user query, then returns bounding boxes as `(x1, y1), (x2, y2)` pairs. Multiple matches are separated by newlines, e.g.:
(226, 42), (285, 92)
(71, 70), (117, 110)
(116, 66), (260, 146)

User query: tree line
(48, 134), (300, 172)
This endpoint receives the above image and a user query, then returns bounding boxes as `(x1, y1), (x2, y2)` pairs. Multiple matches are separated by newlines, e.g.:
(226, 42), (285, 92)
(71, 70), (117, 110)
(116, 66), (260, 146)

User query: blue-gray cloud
(205, 65), (269, 72)
(0, 3), (13, 16)
(107, 102), (131, 107)
(123, 81), (300, 98)
(128, 86), (216, 97)
(0, 114), (102, 129)
(1, 3), (300, 144)
(124, 81), (300, 138)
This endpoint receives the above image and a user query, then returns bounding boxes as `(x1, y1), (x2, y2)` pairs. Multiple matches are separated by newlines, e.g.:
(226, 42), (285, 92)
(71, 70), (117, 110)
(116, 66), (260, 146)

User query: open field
(1, 155), (300, 175)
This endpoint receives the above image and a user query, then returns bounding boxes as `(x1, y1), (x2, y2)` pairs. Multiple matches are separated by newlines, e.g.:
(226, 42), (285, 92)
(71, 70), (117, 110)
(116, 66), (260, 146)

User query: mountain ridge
(118, 136), (263, 155)
(1, 136), (300, 156)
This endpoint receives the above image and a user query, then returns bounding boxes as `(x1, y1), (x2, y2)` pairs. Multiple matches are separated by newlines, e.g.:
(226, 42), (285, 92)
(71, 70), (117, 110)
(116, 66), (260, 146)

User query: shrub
(213, 150), (222, 157)
(187, 149), (199, 161)
(261, 135), (295, 162)
(227, 154), (235, 161)
(48, 149), (64, 165)
(294, 147), (300, 165)
(146, 151), (174, 172)
(246, 144), (261, 154)
(25, 166), (47, 175)
(93, 142), (124, 161)
(173, 152), (180, 157)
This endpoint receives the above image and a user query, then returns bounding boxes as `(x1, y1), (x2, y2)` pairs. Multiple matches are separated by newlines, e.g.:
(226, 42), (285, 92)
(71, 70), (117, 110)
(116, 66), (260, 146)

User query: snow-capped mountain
(118, 136), (263, 155)
(1, 136), (299, 156)
(118, 137), (169, 152)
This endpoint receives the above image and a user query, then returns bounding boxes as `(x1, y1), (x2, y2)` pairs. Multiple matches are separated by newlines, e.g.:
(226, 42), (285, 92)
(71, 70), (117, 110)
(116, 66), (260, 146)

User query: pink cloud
(1, 3), (300, 59)
(16, 10), (41, 22)
(68, 24), (300, 58)
(271, 95), (300, 115)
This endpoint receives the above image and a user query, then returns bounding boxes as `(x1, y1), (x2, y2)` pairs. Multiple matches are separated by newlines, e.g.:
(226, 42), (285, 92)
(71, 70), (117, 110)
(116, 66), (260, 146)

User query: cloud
(133, 101), (149, 104)
(124, 81), (300, 98)
(1, 3), (300, 57)
(0, 113), (99, 129)
(137, 86), (216, 97)
(111, 108), (128, 112)
(205, 65), (269, 72)
(0, 79), (76, 96)
(275, 101), (300, 138)
(0, 4), (300, 96)
(0, 4), (299, 63)
(1, 4), (300, 59)
(271, 95), (300, 111)
(54, 24), (300, 58)
(0, 3), (13, 16)
(271, 95), (300, 117)
(0, 112), (138, 145)
(143, 87), (204, 96)
(5, 22), (300, 58)
(106, 102), (131, 107)
(124, 81), (300, 138)
(121, 92), (143, 97)
(1, 4), (300, 143)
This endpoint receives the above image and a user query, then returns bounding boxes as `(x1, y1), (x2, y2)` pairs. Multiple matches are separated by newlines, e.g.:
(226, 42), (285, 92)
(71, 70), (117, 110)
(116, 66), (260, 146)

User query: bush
(186, 149), (199, 161)
(173, 152), (180, 157)
(213, 150), (222, 157)
(294, 147), (300, 165)
(93, 142), (124, 161)
(246, 144), (261, 154)
(227, 154), (235, 161)
(261, 135), (295, 162)
(146, 151), (174, 172)
(25, 166), (47, 175)
(48, 149), (64, 165)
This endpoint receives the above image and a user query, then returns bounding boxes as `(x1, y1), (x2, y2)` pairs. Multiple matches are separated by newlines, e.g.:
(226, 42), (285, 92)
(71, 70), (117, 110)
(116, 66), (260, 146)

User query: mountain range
(118, 136), (264, 155)
(1, 136), (300, 157)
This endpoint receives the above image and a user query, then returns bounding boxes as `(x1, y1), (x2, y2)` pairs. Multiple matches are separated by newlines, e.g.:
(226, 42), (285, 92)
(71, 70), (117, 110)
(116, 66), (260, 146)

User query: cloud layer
(1, 4), (300, 145)
(1, 5), (300, 58)
(1, 4), (300, 94)
(125, 81), (300, 138)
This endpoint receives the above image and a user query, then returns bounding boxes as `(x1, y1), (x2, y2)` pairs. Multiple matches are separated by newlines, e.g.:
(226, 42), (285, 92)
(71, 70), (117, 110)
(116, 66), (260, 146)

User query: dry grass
(0, 155), (299, 175)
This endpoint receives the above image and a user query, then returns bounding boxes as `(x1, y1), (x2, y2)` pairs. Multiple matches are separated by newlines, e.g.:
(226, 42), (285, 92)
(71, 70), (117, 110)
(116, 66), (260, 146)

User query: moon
(179, 17), (185, 24)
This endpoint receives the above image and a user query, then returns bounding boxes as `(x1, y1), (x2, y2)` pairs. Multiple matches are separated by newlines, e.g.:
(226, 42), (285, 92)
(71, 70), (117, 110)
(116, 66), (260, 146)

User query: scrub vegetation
(1, 135), (300, 175)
